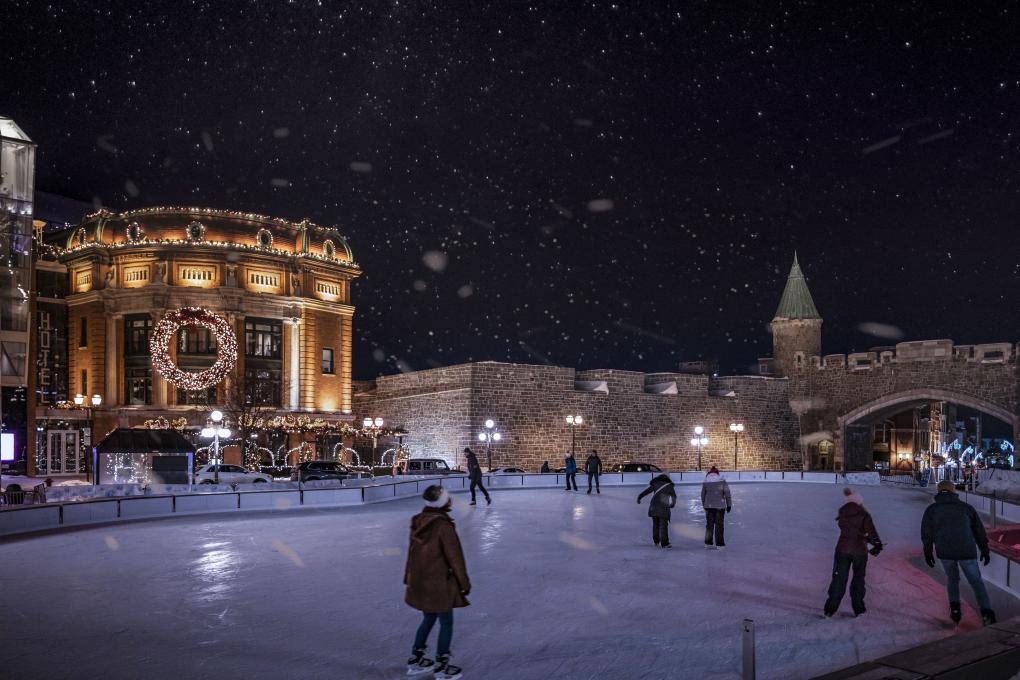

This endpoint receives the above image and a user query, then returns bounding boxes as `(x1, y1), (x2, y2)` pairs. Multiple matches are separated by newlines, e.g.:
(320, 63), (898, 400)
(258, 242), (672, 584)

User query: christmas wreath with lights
(150, 307), (237, 390)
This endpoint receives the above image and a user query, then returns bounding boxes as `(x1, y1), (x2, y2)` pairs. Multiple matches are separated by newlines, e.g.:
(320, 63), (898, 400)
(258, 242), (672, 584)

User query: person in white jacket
(700, 466), (732, 548)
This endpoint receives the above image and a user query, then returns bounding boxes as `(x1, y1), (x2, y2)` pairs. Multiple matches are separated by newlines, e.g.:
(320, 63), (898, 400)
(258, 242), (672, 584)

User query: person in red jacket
(823, 487), (882, 618)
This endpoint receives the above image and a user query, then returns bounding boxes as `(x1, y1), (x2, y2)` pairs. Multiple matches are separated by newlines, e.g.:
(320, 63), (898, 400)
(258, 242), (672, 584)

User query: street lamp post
(201, 410), (231, 485)
(362, 416), (384, 468)
(690, 425), (708, 471)
(729, 423), (745, 470)
(74, 393), (103, 484)
(477, 419), (502, 471)
(565, 414), (583, 459)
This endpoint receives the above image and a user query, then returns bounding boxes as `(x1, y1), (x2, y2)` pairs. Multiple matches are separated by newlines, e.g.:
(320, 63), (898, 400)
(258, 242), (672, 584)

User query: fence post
(742, 618), (755, 680)
(991, 492), (997, 529)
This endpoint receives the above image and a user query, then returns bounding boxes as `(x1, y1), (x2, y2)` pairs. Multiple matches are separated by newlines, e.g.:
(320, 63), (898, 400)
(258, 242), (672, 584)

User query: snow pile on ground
(2, 484), (1016, 679)
(973, 469), (1020, 502)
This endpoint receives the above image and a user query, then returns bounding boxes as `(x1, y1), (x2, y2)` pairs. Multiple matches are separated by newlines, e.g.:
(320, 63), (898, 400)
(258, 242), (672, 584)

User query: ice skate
(982, 608), (997, 625)
(485, 496), (491, 505)
(950, 602), (961, 625)
(434, 655), (462, 680)
(407, 649), (435, 676)
(469, 500), (476, 506)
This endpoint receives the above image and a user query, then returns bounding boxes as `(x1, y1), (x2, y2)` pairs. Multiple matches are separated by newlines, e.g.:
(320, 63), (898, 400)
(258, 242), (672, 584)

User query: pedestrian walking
(700, 466), (732, 548)
(637, 473), (677, 547)
(585, 449), (602, 494)
(823, 487), (882, 618)
(564, 453), (578, 491)
(540, 461), (550, 473)
(464, 448), (491, 506)
(404, 485), (469, 679)
(922, 479), (997, 625)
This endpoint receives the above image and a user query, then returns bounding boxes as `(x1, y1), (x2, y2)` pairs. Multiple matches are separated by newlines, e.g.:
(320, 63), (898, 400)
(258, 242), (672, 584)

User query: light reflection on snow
(478, 515), (502, 554)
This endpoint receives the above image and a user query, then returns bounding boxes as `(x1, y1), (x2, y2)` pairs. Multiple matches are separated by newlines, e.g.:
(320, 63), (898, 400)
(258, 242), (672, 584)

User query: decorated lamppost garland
(150, 307), (238, 390)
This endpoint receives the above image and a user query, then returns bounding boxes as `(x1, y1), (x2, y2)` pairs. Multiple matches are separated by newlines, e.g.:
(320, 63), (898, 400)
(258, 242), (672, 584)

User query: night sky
(4, 2), (1019, 379)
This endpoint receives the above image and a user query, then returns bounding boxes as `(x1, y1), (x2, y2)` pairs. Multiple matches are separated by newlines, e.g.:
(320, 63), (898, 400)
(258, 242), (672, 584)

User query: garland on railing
(143, 416), (189, 431)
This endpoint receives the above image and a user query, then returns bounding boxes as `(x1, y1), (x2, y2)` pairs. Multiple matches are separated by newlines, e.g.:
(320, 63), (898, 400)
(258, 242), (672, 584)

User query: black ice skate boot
(949, 602), (961, 624)
(407, 648), (434, 676)
(434, 655), (463, 680)
(982, 608), (997, 625)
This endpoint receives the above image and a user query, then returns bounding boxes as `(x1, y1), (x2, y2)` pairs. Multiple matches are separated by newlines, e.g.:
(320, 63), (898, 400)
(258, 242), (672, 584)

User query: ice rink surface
(3, 482), (1017, 680)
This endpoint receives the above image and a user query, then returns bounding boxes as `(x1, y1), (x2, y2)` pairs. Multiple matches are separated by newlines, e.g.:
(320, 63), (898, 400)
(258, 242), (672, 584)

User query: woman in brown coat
(405, 485), (470, 679)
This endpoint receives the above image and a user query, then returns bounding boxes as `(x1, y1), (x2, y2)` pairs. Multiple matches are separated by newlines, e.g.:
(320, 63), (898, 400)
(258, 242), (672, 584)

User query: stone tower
(771, 252), (822, 377)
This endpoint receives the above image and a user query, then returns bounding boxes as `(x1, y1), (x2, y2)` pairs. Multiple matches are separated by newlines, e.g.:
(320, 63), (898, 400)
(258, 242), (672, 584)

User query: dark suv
(609, 462), (662, 473)
(291, 461), (351, 482)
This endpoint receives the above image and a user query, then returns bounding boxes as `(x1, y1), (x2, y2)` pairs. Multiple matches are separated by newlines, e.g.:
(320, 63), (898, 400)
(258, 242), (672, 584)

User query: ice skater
(405, 485), (470, 679)
(823, 487), (882, 618)
(922, 479), (996, 625)
(564, 452), (578, 491)
(701, 466), (732, 548)
(464, 447), (490, 506)
(585, 449), (602, 494)
(637, 473), (677, 547)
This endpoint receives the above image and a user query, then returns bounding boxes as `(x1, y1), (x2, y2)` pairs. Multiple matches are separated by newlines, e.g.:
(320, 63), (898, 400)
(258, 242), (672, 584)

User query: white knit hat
(424, 487), (450, 508)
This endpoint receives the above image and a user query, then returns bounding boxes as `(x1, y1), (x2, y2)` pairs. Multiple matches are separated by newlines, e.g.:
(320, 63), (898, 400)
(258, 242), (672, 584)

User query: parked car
(291, 461), (351, 482)
(194, 464), (271, 485)
(402, 458), (464, 475)
(609, 462), (663, 473)
(488, 467), (526, 474)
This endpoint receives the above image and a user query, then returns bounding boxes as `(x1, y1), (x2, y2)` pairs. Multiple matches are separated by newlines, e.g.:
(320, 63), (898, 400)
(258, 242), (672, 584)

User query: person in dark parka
(405, 485), (470, 678)
(922, 479), (996, 625)
(464, 448), (490, 506)
(637, 473), (677, 547)
(540, 461), (550, 473)
(564, 452), (578, 491)
(584, 449), (603, 494)
(823, 487), (882, 617)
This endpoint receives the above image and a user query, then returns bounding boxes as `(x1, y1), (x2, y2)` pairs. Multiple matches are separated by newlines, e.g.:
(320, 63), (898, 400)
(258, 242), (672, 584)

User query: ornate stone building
(30, 206), (359, 476)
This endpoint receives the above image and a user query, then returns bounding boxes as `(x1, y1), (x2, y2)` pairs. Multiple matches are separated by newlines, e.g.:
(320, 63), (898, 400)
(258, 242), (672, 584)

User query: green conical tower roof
(773, 252), (820, 321)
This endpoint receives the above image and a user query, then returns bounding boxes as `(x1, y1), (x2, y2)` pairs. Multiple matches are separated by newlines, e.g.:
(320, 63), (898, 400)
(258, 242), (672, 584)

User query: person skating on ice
(637, 473), (677, 548)
(922, 479), (996, 625)
(404, 485), (469, 679)
(584, 449), (602, 494)
(823, 487), (882, 618)
(564, 452), (578, 491)
(701, 466), (732, 548)
(464, 447), (491, 506)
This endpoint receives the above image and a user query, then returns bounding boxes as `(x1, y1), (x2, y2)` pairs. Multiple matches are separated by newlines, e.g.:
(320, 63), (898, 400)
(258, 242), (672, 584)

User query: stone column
(287, 318), (301, 411)
(105, 314), (122, 406)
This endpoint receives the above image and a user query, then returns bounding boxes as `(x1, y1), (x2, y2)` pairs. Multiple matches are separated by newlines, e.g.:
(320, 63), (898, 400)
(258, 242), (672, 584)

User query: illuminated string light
(150, 307), (238, 390)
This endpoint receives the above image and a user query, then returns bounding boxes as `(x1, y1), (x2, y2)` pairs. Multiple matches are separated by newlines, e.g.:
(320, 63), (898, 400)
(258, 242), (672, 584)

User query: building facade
(30, 206), (360, 476)
(0, 117), (36, 467)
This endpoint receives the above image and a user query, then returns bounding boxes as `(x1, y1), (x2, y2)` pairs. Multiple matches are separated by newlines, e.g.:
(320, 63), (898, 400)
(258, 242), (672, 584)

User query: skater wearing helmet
(701, 466), (732, 548)
(823, 487), (882, 618)
(922, 479), (996, 625)
(404, 485), (470, 679)
(637, 473), (677, 547)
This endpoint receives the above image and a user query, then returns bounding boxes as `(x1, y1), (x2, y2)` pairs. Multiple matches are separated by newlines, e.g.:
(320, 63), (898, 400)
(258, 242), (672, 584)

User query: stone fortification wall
(354, 362), (801, 472)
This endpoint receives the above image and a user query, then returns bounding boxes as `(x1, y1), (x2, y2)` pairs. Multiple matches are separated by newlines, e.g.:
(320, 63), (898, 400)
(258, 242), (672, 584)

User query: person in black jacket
(584, 450), (602, 494)
(636, 474), (677, 548)
(824, 488), (882, 618)
(921, 479), (995, 625)
(464, 448), (491, 506)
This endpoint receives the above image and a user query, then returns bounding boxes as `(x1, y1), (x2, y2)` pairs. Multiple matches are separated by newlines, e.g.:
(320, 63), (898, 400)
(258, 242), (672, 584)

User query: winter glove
(726, 506), (731, 513)
(981, 552), (990, 567)
(868, 543), (882, 557)
(924, 553), (936, 568)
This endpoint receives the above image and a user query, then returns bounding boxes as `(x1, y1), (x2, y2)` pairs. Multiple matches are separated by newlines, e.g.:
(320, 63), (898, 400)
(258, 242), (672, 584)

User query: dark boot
(950, 602), (961, 624)
(982, 608), (997, 625)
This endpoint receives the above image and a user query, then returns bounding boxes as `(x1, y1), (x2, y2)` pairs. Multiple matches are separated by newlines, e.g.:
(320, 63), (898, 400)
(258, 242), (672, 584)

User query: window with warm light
(322, 348), (335, 374)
